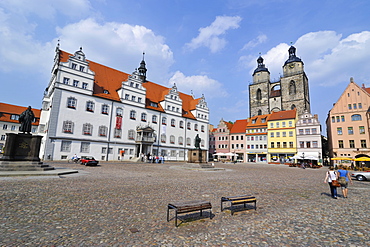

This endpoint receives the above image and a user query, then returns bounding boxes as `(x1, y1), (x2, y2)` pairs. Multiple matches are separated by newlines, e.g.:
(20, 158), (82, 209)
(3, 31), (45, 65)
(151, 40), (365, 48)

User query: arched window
(141, 113), (147, 121)
(130, 110), (136, 119)
(186, 137), (191, 146)
(351, 114), (362, 121)
(86, 101), (94, 112)
(256, 88), (262, 100)
(161, 134), (166, 143)
(289, 81), (296, 95)
(128, 129), (135, 139)
(63, 120), (74, 133)
(171, 119), (175, 127)
(99, 126), (108, 136)
(187, 122), (191, 130)
(179, 121), (184, 128)
(170, 135), (175, 144)
(178, 136), (184, 145)
(257, 109), (262, 115)
(291, 104), (296, 110)
(67, 97), (77, 109)
(83, 123), (93, 135)
(116, 107), (123, 116)
(152, 115), (157, 123)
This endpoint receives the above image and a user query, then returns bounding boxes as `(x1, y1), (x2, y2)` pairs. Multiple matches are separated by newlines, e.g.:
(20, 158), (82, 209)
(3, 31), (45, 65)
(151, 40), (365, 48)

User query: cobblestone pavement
(1, 162), (369, 246)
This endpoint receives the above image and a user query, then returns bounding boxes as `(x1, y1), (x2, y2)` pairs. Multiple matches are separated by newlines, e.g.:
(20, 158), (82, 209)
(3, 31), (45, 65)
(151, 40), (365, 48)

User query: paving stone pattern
(1, 162), (369, 246)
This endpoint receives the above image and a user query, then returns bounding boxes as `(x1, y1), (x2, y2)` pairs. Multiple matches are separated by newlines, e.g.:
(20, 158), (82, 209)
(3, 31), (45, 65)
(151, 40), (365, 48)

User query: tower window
(256, 88), (262, 100)
(289, 81), (296, 95)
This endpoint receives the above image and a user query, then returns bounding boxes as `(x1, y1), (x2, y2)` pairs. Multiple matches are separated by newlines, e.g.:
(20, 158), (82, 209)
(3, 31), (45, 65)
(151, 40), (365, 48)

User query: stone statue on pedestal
(194, 134), (201, 149)
(19, 106), (34, 134)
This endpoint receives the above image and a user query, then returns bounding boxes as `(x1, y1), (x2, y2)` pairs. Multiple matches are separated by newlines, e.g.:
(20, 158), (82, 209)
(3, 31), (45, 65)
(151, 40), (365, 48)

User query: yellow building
(267, 109), (297, 163)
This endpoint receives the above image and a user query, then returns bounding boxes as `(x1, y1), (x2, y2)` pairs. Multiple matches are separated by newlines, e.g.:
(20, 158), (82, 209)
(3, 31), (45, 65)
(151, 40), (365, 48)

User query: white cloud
(241, 34), (268, 50)
(0, 5), (174, 84)
(184, 15), (242, 53)
(241, 30), (370, 86)
(168, 71), (227, 99)
(55, 18), (174, 83)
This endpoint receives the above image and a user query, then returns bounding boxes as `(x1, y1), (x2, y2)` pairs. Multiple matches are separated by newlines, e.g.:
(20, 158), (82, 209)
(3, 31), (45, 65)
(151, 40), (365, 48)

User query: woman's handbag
(332, 180), (341, 187)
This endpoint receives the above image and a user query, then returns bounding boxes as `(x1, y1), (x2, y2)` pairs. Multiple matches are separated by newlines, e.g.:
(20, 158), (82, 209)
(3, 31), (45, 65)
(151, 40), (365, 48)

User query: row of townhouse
(36, 46), (209, 161)
(0, 103), (41, 153)
(210, 109), (323, 164)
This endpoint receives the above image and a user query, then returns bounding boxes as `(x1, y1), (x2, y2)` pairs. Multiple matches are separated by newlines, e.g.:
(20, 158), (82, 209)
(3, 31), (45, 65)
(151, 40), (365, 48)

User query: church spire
(253, 55), (269, 76)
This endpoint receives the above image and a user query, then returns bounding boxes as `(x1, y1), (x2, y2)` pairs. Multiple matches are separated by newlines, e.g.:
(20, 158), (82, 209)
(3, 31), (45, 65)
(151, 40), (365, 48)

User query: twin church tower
(249, 46), (310, 117)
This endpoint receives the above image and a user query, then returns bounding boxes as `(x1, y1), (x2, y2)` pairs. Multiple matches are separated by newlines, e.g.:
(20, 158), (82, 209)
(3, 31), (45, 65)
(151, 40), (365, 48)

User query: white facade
(296, 111), (322, 164)
(39, 47), (209, 161)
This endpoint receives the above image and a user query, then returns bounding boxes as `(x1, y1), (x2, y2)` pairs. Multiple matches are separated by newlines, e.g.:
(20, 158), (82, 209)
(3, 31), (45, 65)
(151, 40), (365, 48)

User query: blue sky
(1, 0), (370, 134)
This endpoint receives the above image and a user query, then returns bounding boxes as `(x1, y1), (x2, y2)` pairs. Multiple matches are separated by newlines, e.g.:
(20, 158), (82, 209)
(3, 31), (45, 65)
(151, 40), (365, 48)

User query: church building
(249, 46), (310, 117)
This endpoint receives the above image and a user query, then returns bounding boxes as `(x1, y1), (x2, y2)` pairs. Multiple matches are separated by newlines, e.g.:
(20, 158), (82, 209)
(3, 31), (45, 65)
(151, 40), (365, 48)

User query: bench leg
(167, 207), (170, 222)
(175, 210), (178, 227)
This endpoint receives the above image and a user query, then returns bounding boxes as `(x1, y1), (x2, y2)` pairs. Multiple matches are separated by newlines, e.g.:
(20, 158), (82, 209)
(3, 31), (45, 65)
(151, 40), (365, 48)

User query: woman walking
(324, 166), (339, 199)
(337, 166), (353, 198)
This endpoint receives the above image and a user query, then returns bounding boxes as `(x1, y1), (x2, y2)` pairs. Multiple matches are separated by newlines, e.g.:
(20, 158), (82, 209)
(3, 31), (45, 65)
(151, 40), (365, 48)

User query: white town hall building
(39, 46), (209, 161)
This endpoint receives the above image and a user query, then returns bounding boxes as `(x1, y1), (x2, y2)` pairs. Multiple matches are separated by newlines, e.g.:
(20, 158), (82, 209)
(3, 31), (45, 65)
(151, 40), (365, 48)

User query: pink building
(326, 78), (370, 161)
(213, 119), (233, 161)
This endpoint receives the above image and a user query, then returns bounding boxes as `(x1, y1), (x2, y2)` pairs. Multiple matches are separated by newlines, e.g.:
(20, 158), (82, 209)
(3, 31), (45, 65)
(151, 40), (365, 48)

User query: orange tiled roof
(269, 109), (296, 121)
(230, 119), (248, 133)
(59, 50), (199, 119)
(0, 102), (41, 125)
(246, 113), (271, 128)
(225, 121), (234, 130)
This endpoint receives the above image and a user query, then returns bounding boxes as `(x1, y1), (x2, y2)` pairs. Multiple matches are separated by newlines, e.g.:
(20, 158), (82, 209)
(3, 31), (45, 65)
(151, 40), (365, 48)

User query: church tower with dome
(249, 46), (311, 117)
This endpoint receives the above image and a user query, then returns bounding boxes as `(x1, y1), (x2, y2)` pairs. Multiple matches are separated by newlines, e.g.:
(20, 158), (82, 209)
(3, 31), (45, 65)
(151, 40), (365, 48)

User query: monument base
(0, 133), (55, 172)
(1, 133), (42, 161)
(0, 161), (55, 171)
(188, 149), (208, 163)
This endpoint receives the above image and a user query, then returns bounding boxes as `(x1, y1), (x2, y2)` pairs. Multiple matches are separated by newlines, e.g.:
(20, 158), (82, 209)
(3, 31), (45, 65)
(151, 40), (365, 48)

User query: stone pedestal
(188, 149), (208, 163)
(0, 133), (55, 171)
(1, 133), (42, 161)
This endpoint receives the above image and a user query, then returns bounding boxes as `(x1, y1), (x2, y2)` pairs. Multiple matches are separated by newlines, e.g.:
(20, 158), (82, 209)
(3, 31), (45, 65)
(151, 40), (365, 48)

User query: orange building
(245, 114), (270, 162)
(326, 78), (370, 161)
(230, 119), (248, 162)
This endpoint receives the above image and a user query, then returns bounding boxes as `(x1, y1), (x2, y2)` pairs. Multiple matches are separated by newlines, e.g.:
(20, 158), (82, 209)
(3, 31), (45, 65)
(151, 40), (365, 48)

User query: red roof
(246, 113), (271, 128)
(269, 109), (296, 121)
(0, 102), (41, 125)
(59, 50), (199, 119)
(230, 119), (248, 133)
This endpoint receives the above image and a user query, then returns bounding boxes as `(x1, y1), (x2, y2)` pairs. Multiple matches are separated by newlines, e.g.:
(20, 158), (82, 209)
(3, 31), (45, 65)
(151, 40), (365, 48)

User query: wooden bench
(167, 200), (212, 227)
(221, 195), (257, 215)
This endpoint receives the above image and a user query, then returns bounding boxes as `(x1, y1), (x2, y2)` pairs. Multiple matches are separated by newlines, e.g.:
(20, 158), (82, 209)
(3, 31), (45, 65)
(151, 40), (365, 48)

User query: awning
(331, 157), (353, 161)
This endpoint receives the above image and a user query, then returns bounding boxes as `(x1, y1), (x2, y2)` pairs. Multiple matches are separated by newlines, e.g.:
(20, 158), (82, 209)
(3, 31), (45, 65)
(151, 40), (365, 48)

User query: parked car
(80, 156), (99, 166)
(351, 171), (370, 181)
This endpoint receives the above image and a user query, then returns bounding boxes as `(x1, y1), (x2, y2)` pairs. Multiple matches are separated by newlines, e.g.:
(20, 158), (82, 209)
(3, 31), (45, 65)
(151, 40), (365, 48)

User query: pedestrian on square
(337, 166), (353, 198)
(324, 166), (338, 199)
(155, 156), (159, 163)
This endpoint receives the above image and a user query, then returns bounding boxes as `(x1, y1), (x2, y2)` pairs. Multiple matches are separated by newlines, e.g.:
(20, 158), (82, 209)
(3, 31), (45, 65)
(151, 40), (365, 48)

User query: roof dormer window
(103, 90), (109, 94)
(71, 63), (77, 69)
(79, 66), (84, 72)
